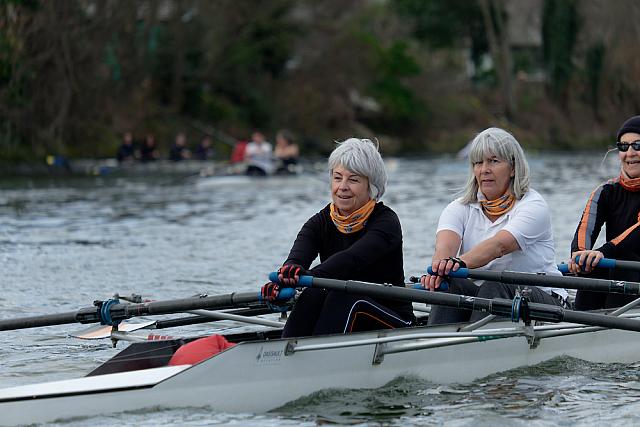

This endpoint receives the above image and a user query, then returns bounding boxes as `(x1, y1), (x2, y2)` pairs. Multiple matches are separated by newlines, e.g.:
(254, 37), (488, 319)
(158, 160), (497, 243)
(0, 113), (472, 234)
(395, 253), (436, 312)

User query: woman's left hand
(278, 264), (308, 287)
(420, 257), (465, 291)
(568, 250), (604, 274)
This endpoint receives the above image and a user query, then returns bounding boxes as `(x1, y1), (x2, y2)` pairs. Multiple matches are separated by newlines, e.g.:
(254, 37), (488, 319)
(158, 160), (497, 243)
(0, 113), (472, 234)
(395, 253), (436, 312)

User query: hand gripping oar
(430, 266), (640, 295)
(268, 273), (640, 333)
(0, 288), (295, 332)
(558, 257), (640, 274)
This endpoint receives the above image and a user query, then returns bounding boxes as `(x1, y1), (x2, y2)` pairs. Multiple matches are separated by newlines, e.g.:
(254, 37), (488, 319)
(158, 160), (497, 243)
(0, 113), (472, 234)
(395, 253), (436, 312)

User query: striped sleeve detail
(576, 180), (612, 250)
(611, 221), (640, 246)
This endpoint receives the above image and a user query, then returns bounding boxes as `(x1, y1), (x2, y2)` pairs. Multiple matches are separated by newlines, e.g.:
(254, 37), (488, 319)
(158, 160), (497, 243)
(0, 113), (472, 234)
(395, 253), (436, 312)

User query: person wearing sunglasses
(568, 115), (640, 310)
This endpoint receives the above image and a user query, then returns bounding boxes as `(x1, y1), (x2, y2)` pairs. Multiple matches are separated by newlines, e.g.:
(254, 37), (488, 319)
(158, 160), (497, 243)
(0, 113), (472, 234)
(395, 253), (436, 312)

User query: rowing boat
(2, 306), (640, 425)
(4, 264), (640, 425)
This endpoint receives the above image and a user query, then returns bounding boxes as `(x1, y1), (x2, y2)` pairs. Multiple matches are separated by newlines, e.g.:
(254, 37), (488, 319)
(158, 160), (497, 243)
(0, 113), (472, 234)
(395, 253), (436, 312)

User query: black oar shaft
(614, 260), (640, 272)
(0, 292), (261, 331)
(307, 277), (640, 333)
(0, 310), (89, 331)
(119, 292), (260, 318)
(464, 270), (640, 295)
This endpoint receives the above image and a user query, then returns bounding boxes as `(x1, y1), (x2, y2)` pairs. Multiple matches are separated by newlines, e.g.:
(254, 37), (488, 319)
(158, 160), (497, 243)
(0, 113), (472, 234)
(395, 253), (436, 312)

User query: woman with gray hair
(420, 127), (568, 324)
(262, 137), (414, 337)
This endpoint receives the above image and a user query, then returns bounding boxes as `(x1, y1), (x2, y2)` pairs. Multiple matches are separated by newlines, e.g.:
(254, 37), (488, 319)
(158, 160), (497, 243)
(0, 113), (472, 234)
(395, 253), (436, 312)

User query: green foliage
(0, 0), (632, 162)
(360, 34), (423, 130)
(180, 1), (297, 130)
(512, 48), (542, 76)
(393, 0), (487, 72)
(585, 41), (605, 119)
(542, 0), (580, 106)
(393, 0), (481, 48)
(104, 42), (121, 82)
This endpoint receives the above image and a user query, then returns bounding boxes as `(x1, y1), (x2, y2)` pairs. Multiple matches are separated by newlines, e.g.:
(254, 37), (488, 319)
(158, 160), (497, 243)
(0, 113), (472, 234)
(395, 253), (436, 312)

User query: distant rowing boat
(72, 158), (324, 178)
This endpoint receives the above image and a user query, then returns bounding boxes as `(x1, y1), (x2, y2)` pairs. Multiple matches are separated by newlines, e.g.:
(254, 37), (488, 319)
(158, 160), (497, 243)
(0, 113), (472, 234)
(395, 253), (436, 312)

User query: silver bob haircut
(328, 138), (387, 200)
(460, 127), (530, 204)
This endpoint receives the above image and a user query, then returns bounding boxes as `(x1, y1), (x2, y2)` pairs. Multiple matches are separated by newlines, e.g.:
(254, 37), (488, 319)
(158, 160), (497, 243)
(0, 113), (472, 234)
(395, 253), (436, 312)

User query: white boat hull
(2, 320), (640, 425)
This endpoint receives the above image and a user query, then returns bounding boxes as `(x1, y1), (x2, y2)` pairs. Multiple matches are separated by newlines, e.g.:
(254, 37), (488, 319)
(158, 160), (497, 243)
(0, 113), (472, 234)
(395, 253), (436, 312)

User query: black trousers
(427, 278), (562, 326)
(246, 165), (267, 176)
(575, 290), (637, 310)
(573, 268), (639, 310)
(282, 288), (413, 338)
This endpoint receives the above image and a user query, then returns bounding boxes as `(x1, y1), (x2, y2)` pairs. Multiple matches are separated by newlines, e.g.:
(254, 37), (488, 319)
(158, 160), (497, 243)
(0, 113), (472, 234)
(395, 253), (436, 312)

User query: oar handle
(408, 275), (449, 291)
(258, 283), (297, 302)
(427, 266), (469, 279)
(268, 272), (313, 287)
(557, 257), (617, 274)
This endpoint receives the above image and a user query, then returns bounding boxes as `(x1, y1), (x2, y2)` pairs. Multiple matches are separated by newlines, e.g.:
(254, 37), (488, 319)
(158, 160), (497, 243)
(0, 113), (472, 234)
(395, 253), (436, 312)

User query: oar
(73, 307), (283, 340)
(428, 267), (640, 295)
(268, 273), (640, 333)
(558, 257), (640, 274)
(72, 320), (157, 340)
(116, 293), (284, 327)
(0, 288), (295, 332)
(155, 307), (273, 329)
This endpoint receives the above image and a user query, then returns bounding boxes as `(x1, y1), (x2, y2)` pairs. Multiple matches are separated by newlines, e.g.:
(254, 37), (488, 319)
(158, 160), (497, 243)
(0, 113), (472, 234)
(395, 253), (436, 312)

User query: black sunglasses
(616, 141), (640, 152)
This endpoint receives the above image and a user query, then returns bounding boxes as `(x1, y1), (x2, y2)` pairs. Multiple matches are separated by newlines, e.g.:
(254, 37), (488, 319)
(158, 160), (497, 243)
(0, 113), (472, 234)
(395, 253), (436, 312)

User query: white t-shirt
(245, 141), (274, 174)
(437, 189), (567, 298)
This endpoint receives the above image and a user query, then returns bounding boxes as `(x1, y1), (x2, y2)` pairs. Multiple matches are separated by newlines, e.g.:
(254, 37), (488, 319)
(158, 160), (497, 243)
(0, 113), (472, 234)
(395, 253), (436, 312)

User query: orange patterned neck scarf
(619, 170), (640, 192)
(480, 193), (516, 216)
(330, 199), (376, 234)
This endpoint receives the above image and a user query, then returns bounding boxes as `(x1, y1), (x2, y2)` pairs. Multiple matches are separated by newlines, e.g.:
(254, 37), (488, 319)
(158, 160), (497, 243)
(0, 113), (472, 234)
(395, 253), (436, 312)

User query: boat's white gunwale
(5, 314), (636, 402)
(0, 365), (190, 403)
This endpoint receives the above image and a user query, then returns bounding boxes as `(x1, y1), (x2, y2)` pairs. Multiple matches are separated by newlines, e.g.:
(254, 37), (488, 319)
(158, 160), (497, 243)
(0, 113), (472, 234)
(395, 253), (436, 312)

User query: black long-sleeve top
(571, 178), (640, 281)
(284, 202), (414, 320)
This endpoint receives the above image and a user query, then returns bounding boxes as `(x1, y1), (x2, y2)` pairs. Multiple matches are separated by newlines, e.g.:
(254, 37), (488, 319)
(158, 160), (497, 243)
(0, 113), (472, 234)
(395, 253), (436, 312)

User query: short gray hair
(460, 127), (530, 204)
(328, 138), (387, 200)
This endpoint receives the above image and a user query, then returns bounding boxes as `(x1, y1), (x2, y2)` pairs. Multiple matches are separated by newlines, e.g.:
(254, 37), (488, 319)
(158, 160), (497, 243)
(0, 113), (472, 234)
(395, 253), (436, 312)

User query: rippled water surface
(2, 153), (639, 426)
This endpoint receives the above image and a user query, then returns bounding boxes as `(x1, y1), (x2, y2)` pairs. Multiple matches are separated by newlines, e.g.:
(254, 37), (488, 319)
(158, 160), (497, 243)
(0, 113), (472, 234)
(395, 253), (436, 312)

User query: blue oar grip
(557, 256), (617, 274)
(599, 258), (617, 268)
(413, 283), (450, 291)
(277, 288), (296, 300)
(268, 272), (313, 287)
(418, 268), (450, 291)
(426, 266), (469, 279)
(257, 286), (296, 303)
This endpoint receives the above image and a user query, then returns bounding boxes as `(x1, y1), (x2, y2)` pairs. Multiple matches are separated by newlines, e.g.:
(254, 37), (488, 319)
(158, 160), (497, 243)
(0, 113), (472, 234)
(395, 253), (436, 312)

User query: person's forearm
(459, 233), (517, 269)
(432, 234), (461, 262)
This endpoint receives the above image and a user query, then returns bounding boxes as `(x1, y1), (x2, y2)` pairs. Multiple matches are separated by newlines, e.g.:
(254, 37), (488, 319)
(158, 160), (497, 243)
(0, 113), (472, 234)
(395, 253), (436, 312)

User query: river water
(1, 152), (639, 426)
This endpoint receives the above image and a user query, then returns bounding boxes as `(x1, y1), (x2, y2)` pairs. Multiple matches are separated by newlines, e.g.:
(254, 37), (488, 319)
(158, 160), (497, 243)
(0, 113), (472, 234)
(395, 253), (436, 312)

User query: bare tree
(479, 0), (515, 120)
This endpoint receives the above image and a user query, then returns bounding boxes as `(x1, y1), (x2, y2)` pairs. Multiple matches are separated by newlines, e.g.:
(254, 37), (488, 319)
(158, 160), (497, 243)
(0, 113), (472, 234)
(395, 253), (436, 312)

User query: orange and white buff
(330, 199), (376, 234)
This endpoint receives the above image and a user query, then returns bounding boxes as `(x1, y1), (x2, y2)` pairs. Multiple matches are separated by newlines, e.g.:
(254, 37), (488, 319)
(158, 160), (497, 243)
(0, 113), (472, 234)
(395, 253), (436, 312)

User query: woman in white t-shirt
(420, 127), (568, 325)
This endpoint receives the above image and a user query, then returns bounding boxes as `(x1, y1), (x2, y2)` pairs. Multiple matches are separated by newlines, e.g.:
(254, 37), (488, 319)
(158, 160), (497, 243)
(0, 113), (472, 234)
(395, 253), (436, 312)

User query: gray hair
(328, 138), (387, 200)
(460, 127), (530, 204)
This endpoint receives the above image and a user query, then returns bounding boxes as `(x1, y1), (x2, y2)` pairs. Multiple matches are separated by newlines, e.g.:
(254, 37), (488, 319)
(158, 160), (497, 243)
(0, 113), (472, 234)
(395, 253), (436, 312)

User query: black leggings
(281, 288), (413, 338)
(427, 278), (562, 325)
(574, 290), (637, 310)
(573, 268), (639, 310)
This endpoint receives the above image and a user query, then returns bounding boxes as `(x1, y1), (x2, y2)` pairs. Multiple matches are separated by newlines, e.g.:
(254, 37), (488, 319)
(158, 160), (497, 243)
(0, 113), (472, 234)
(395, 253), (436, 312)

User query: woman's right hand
(568, 250), (604, 274)
(261, 282), (280, 302)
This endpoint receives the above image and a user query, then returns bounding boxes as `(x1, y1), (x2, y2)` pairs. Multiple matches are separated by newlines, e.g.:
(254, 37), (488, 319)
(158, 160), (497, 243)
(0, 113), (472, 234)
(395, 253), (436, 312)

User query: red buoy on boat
(168, 335), (236, 366)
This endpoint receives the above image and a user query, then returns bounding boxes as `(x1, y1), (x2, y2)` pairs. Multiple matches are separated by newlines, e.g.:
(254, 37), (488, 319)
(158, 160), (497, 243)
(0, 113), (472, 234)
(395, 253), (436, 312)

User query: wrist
(596, 243), (613, 259)
(447, 256), (467, 268)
